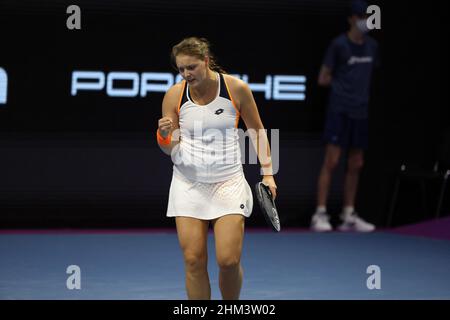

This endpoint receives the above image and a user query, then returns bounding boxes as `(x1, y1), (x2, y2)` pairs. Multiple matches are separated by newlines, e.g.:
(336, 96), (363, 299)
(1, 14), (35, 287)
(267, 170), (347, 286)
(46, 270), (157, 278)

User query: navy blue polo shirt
(323, 33), (379, 119)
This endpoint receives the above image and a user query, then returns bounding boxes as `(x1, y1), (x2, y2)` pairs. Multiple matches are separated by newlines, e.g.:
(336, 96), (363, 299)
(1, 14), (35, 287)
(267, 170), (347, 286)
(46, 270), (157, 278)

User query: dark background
(0, 0), (448, 228)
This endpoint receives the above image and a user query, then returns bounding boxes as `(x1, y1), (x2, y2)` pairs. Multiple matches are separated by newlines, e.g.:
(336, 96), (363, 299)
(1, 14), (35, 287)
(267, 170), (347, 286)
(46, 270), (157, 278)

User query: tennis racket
(254, 182), (281, 232)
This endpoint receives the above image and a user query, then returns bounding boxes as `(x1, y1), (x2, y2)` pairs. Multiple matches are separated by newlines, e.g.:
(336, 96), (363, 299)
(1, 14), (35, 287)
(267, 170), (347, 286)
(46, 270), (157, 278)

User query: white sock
(342, 206), (354, 216)
(316, 206), (326, 214)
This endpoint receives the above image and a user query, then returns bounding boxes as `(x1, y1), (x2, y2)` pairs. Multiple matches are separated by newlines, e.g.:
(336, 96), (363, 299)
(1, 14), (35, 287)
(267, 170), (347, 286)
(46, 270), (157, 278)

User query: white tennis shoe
(310, 212), (333, 232)
(338, 212), (375, 232)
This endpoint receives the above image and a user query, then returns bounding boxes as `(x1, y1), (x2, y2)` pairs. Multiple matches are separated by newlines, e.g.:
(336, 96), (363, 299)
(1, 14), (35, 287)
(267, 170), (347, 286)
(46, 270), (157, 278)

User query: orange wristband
(157, 129), (171, 146)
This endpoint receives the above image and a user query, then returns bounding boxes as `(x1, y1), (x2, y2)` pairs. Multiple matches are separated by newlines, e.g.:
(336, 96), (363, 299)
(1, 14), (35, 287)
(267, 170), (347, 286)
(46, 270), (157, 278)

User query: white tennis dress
(166, 73), (253, 220)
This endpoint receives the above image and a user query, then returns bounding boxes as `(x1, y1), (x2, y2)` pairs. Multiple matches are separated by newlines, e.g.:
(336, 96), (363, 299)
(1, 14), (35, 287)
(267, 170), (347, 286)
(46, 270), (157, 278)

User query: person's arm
(318, 39), (337, 87)
(318, 65), (332, 87)
(232, 77), (277, 199)
(157, 83), (183, 156)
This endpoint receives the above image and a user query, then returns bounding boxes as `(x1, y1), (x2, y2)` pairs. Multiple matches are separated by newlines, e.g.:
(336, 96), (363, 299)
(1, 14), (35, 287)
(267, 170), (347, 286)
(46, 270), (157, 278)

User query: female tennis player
(157, 37), (277, 300)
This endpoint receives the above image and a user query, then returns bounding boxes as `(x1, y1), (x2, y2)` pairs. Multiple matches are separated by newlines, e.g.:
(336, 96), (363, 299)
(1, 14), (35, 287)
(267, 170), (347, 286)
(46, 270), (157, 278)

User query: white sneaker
(310, 212), (333, 232)
(338, 212), (375, 232)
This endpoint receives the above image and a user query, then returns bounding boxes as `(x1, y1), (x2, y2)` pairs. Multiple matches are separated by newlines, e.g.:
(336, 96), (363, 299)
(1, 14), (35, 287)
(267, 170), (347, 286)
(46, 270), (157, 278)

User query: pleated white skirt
(166, 170), (253, 220)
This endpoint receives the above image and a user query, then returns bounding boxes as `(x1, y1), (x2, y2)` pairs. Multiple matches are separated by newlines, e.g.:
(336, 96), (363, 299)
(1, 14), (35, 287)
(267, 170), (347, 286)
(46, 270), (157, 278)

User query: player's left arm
(231, 77), (277, 198)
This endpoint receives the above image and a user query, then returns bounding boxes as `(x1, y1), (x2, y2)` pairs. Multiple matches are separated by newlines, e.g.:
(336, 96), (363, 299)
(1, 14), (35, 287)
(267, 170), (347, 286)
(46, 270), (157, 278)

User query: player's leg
(175, 216), (211, 299)
(212, 214), (245, 300)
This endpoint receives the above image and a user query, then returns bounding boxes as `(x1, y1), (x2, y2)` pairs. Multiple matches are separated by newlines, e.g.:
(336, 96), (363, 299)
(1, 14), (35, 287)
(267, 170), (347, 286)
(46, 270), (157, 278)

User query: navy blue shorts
(323, 110), (368, 149)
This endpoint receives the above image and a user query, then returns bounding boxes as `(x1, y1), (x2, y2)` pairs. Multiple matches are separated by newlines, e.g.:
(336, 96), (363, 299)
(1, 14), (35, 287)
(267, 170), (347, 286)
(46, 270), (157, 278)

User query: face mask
(356, 19), (369, 34)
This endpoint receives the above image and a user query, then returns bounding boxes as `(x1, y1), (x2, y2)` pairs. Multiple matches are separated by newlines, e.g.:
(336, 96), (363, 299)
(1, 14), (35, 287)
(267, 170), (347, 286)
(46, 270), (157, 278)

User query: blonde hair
(171, 37), (226, 74)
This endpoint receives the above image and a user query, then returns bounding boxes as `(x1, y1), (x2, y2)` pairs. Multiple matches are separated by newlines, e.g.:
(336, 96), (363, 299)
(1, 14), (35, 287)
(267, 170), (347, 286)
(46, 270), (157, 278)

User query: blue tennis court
(1, 226), (449, 300)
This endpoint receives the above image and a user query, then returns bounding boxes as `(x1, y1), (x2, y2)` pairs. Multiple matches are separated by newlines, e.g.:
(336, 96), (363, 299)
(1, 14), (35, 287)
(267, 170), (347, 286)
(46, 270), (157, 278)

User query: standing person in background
(311, 0), (379, 232)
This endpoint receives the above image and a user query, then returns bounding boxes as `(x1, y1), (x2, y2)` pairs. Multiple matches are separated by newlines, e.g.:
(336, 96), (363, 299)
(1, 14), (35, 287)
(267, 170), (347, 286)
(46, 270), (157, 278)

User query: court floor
(1, 229), (449, 300)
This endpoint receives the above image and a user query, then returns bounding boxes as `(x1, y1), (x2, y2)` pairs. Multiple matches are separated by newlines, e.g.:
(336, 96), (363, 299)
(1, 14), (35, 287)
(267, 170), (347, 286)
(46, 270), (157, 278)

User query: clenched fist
(158, 117), (173, 137)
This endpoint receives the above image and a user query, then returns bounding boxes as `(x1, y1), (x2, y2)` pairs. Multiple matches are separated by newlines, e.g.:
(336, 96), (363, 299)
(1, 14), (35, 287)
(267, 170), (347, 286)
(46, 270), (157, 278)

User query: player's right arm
(157, 82), (183, 156)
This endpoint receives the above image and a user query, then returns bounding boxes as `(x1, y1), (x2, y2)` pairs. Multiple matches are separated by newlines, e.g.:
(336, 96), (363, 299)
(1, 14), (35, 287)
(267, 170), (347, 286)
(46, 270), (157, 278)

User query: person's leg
(313, 109), (348, 231)
(343, 115), (368, 210)
(317, 144), (342, 207)
(311, 144), (342, 231)
(175, 216), (211, 300)
(338, 119), (375, 232)
(343, 148), (364, 209)
(212, 214), (245, 300)
(318, 109), (347, 209)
